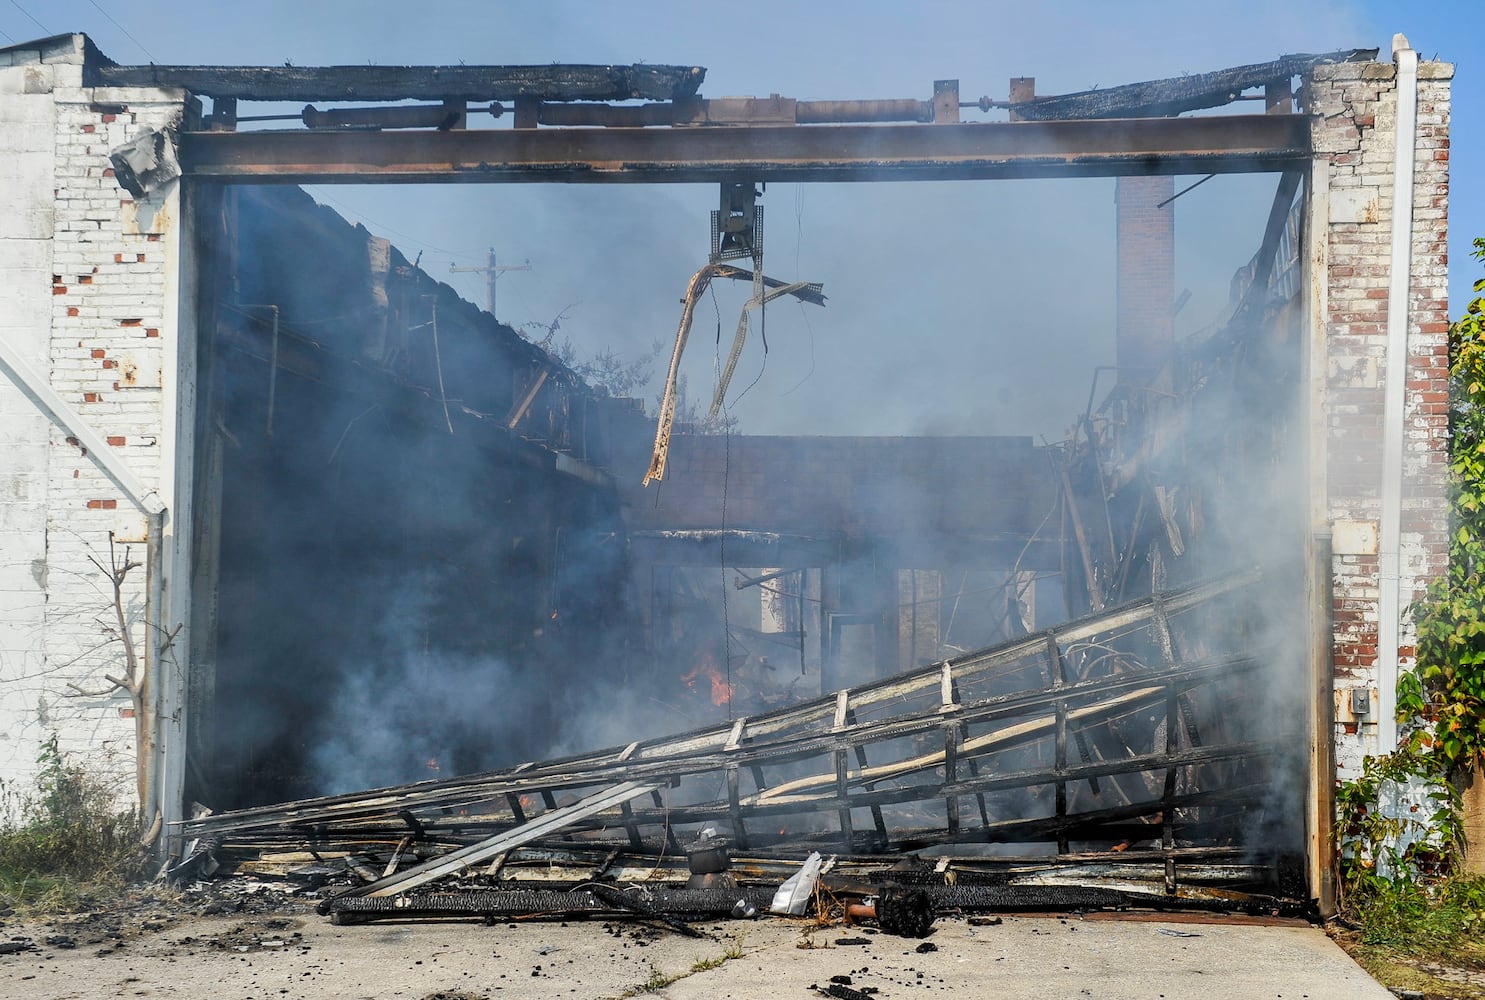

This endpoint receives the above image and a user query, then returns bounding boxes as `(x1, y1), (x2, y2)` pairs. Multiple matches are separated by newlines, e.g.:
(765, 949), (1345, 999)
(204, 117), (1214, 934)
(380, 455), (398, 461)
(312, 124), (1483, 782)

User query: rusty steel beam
(177, 115), (1310, 185)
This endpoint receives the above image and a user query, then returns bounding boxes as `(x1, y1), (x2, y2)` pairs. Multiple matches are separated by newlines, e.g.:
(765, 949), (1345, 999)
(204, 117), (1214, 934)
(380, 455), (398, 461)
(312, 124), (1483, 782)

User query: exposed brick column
(1115, 175), (1175, 385)
(1311, 57), (1453, 776)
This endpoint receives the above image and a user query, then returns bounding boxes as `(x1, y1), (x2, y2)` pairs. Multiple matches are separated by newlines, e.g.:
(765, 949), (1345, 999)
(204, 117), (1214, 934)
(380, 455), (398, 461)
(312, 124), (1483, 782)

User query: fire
(710, 673), (734, 706)
(681, 654), (734, 707)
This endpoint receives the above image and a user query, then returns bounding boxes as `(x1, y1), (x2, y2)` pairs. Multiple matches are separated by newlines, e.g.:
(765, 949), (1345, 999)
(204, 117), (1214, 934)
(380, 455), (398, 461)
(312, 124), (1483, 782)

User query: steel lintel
(178, 114), (1310, 185)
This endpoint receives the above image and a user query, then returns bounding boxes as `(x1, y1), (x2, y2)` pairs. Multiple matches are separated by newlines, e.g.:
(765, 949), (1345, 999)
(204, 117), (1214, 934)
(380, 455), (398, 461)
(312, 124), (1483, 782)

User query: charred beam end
(177, 115), (1311, 185)
(88, 63), (706, 103)
(1011, 48), (1378, 121)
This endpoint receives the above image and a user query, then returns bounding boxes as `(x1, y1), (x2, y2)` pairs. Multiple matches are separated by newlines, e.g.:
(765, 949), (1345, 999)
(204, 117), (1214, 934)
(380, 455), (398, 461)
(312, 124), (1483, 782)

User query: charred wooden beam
(326, 887), (775, 924)
(1230, 169), (1305, 327)
(1008, 49), (1375, 121)
(315, 781), (657, 913)
(177, 115), (1311, 185)
(321, 879), (1304, 923)
(89, 63), (706, 103)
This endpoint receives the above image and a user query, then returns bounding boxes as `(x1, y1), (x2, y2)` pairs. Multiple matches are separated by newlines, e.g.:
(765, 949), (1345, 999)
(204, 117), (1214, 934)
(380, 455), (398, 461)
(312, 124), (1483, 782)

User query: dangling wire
(720, 397), (734, 722)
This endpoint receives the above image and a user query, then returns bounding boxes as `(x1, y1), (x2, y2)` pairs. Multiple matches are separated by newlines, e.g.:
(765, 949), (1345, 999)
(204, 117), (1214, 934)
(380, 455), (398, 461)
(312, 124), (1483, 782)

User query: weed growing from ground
(0, 736), (146, 912)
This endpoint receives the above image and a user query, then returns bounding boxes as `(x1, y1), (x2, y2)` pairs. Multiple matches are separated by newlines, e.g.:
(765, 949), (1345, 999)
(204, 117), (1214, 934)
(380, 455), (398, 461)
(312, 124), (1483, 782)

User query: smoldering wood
(1008, 49), (1376, 121)
(179, 570), (1259, 832)
(321, 877), (1302, 925)
(176, 570), (1257, 835)
(171, 570), (1300, 914)
(181, 652), (1259, 843)
(240, 841), (1272, 888)
(88, 63), (706, 103)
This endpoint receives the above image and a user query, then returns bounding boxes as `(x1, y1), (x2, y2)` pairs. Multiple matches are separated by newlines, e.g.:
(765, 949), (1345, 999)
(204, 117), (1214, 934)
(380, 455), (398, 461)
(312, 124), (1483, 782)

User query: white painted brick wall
(0, 40), (189, 812)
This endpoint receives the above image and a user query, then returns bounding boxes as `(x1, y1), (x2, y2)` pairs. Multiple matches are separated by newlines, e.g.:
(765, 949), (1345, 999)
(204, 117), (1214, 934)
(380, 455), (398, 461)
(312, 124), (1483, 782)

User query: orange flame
(681, 653), (734, 707)
(708, 670), (734, 706)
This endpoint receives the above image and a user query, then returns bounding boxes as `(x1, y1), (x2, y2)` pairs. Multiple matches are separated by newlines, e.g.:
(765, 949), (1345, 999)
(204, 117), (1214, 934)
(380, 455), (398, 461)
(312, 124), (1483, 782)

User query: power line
(7, 0), (48, 35)
(88, 0), (156, 63)
(0, 25), (16, 43)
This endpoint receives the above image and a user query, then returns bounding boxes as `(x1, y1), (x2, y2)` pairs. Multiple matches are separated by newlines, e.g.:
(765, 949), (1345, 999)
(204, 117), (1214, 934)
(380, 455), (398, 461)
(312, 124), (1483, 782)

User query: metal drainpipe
(1312, 528), (1338, 916)
(1377, 34), (1419, 752)
(143, 508), (166, 835)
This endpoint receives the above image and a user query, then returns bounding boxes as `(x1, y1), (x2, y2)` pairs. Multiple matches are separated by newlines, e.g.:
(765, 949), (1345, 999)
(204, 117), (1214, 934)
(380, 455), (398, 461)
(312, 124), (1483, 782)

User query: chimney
(1114, 176), (1175, 385)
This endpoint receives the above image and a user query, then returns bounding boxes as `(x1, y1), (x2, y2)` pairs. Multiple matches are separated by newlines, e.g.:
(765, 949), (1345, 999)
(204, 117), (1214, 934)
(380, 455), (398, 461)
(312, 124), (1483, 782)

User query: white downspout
(1377, 34), (1418, 751)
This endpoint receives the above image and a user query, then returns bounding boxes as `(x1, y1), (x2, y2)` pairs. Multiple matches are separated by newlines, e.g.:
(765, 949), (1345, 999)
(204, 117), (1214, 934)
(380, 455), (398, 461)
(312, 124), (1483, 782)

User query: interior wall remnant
(625, 433), (1063, 702)
(191, 185), (641, 807)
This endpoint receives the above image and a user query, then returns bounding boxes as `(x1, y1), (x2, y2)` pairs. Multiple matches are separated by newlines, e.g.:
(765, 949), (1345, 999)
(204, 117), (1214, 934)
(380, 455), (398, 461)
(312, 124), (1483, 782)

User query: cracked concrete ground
(0, 907), (1395, 1000)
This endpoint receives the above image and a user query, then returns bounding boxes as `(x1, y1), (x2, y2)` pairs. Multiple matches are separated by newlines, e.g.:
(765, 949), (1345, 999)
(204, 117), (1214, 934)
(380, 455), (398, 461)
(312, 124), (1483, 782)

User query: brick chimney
(1115, 176), (1175, 384)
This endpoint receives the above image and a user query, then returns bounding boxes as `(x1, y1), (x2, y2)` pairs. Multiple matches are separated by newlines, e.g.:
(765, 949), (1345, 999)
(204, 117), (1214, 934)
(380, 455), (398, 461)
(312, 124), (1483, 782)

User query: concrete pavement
(0, 908), (1393, 999)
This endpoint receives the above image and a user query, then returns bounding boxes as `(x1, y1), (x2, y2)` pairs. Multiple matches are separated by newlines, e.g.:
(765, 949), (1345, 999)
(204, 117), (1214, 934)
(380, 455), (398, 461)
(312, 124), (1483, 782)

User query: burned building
(0, 33), (1453, 915)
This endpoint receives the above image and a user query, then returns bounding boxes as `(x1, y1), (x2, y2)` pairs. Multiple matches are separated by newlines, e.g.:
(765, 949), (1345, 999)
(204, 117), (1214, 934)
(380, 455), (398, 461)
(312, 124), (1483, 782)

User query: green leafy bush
(0, 736), (145, 911)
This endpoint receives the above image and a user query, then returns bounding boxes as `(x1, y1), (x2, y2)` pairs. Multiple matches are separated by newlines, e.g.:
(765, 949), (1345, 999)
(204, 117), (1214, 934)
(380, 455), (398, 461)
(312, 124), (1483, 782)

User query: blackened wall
(193, 186), (633, 807)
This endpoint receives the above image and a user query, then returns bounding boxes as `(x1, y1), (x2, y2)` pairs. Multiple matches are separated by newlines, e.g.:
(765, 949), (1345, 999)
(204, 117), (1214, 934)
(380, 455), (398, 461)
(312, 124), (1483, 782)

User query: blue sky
(4, 1), (1479, 437)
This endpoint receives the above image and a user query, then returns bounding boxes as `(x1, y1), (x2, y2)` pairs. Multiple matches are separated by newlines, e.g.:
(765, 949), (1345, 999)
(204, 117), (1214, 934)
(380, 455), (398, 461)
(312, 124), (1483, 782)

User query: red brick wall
(1312, 57), (1453, 772)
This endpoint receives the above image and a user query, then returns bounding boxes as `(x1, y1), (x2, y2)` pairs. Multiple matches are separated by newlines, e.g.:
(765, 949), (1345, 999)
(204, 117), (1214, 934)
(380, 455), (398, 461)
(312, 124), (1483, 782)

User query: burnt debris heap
(176, 569), (1305, 922)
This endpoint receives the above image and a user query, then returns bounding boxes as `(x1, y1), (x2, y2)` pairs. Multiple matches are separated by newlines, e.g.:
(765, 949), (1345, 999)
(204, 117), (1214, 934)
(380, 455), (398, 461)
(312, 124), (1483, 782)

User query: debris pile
(168, 570), (1307, 931)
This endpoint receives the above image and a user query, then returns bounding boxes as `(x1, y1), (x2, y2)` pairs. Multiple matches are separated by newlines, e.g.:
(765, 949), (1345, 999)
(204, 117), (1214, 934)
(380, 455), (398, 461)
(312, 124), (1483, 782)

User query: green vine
(1404, 237), (1485, 777)
(1336, 238), (1485, 886)
(1335, 743), (1458, 888)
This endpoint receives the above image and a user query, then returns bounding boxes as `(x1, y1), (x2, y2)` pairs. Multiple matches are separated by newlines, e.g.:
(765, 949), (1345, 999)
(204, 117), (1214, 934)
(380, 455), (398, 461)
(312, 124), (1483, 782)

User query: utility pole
(449, 248), (531, 319)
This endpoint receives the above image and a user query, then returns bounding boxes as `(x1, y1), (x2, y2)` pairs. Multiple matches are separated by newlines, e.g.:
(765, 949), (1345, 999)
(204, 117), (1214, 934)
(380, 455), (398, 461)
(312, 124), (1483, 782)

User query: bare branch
(65, 680), (127, 698)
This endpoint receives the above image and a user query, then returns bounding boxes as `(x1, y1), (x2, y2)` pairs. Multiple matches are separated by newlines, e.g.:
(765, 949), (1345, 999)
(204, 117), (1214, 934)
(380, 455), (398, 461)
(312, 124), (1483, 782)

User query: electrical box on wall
(1336, 685), (1378, 724)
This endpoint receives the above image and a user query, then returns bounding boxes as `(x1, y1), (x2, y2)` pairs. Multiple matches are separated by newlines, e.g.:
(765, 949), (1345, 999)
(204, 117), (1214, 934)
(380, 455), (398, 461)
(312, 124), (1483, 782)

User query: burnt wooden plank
(889, 782), (1273, 849)
(315, 781), (658, 913)
(726, 766), (749, 849)
(90, 62), (706, 103)
(1011, 50), (1374, 121)
(845, 709), (888, 840)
